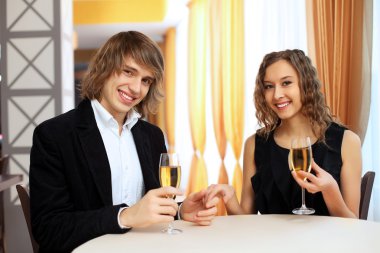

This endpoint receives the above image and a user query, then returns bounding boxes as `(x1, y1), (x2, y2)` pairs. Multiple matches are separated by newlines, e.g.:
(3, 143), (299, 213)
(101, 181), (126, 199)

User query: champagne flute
(159, 153), (182, 234)
(289, 137), (315, 215)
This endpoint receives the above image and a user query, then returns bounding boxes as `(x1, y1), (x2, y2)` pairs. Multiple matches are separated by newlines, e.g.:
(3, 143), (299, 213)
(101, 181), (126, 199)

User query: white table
(74, 214), (380, 253)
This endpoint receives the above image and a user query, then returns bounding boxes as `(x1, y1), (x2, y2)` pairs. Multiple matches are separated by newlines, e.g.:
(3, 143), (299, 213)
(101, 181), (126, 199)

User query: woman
(207, 49), (361, 218)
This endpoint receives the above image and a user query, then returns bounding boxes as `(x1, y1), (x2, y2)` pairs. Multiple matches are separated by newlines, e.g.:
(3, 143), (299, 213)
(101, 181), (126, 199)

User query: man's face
(99, 57), (154, 124)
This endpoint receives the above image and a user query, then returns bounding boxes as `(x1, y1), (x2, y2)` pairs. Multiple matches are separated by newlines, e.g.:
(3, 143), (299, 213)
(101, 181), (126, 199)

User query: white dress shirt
(91, 99), (145, 207)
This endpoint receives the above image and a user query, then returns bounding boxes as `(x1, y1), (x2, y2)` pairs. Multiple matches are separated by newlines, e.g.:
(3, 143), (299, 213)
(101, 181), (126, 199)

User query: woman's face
(263, 59), (303, 121)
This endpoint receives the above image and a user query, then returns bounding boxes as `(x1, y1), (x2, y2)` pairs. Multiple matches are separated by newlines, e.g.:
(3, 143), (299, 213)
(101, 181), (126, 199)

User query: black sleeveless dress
(252, 122), (346, 215)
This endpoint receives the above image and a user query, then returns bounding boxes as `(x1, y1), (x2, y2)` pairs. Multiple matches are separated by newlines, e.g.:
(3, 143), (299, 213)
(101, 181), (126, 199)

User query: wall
(0, 0), (74, 252)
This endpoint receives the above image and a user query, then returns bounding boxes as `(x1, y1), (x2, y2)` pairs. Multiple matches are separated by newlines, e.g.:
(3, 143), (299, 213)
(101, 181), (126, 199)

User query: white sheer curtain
(362, 0), (379, 222)
(244, 0), (307, 137)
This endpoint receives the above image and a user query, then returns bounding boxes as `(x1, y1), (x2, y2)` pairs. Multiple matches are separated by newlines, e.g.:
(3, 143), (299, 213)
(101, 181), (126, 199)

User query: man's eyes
(142, 78), (153, 86)
(123, 69), (133, 76)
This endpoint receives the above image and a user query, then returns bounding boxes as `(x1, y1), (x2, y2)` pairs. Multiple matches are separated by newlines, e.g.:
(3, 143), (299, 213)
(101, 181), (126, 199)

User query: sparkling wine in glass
(159, 153), (182, 234)
(289, 137), (315, 215)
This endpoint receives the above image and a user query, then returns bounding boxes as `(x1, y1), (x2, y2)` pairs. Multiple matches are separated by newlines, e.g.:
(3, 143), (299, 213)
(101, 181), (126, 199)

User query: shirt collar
(91, 99), (141, 131)
(124, 107), (141, 130)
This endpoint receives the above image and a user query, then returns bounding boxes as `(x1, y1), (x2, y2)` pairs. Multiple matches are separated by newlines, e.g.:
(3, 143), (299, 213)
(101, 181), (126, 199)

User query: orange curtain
(221, 0), (245, 202)
(210, 0), (228, 215)
(164, 28), (176, 153)
(306, 0), (371, 140)
(221, 0), (244, 201)
(186, 0), (208, 194)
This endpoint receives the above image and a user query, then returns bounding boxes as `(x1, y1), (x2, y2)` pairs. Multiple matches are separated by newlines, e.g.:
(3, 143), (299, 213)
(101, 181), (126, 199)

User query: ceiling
(73, 0), (189, 49)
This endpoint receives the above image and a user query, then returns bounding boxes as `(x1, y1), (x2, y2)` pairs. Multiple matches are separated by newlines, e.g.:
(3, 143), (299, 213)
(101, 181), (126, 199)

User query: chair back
(0, 155), (8, 252)
(359, 171), (375, 220)
(16, 185), (39, 253)
(0, 155), (8, 174)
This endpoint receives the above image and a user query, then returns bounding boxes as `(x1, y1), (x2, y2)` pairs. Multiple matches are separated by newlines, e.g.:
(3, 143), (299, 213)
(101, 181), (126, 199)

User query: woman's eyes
(264, 81), (292, 89)
(263, 83), (273, 89)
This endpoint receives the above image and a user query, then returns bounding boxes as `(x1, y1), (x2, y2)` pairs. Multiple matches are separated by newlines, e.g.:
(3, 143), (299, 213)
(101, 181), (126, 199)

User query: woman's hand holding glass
(291, 159), (338, 194)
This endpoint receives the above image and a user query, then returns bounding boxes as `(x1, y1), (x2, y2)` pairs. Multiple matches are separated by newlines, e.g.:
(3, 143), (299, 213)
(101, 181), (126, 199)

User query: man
(30, 31), (218, 252)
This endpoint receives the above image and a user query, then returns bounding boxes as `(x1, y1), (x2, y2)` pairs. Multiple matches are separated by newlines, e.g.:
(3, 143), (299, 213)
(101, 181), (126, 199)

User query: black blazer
(29, 99), (165, 252)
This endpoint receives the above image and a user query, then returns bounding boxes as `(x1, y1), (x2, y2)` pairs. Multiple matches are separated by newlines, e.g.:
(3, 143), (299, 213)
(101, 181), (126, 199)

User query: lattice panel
(7, 37), (55, 89)
(8, 96), (55, 147)
(9, 154), (31, 203)
(6, 0), (54, 31)
(0, 1), (72, 251)
(1, 0), (60, 201)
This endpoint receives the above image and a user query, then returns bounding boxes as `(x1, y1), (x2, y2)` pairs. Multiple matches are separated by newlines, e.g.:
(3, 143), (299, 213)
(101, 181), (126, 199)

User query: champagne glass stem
(301, 187), (307, 208)
(166, 195), (173, 233)
(167, 221), (173, 233)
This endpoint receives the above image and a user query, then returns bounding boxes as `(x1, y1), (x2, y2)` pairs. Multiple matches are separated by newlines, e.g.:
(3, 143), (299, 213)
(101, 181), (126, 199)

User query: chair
(16, 185), (39, 253)
(359, 171), (375, 220)
(0, 155), (9, 253)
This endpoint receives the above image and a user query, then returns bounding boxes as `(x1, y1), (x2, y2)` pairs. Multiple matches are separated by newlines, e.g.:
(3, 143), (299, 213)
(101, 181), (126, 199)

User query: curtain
(221, 0), (245, 202)
(164, 28), (176, 153)
(174, 0), (308, 208)
(308, 0), (377, 221)
(147, 32), (176, 151)
(210, 0), (228, 215)
(306, 0), (371, 141)
(186, 0), (208, 194)
(361, 0), (379, 222)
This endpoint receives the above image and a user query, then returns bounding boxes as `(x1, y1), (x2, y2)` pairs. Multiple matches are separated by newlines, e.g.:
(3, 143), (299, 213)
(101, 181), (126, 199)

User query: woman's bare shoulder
(244, 134), (257, 158)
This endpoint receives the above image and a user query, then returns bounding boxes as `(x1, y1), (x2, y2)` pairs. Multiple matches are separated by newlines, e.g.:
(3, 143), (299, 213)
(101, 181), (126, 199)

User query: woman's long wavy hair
(254, 49), (333, 141)
(80, 31), (164, 117)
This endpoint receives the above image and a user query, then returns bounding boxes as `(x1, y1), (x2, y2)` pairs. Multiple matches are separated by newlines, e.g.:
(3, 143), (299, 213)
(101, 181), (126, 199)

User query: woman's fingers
(205, 185), (223, 203)
(310, 159), (324, 174)
(196, 206), (217, 217)
(291, 171), (318, 193)
(297, 170), (317, 182)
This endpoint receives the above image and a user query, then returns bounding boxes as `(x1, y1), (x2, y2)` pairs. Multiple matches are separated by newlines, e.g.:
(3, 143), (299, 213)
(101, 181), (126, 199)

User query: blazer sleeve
(29, 124), (130, 252)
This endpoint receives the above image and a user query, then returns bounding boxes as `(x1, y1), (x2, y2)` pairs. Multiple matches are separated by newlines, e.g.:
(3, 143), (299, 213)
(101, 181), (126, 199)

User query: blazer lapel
(132, 122), (160, 192)
(75, 100), (113, 205)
